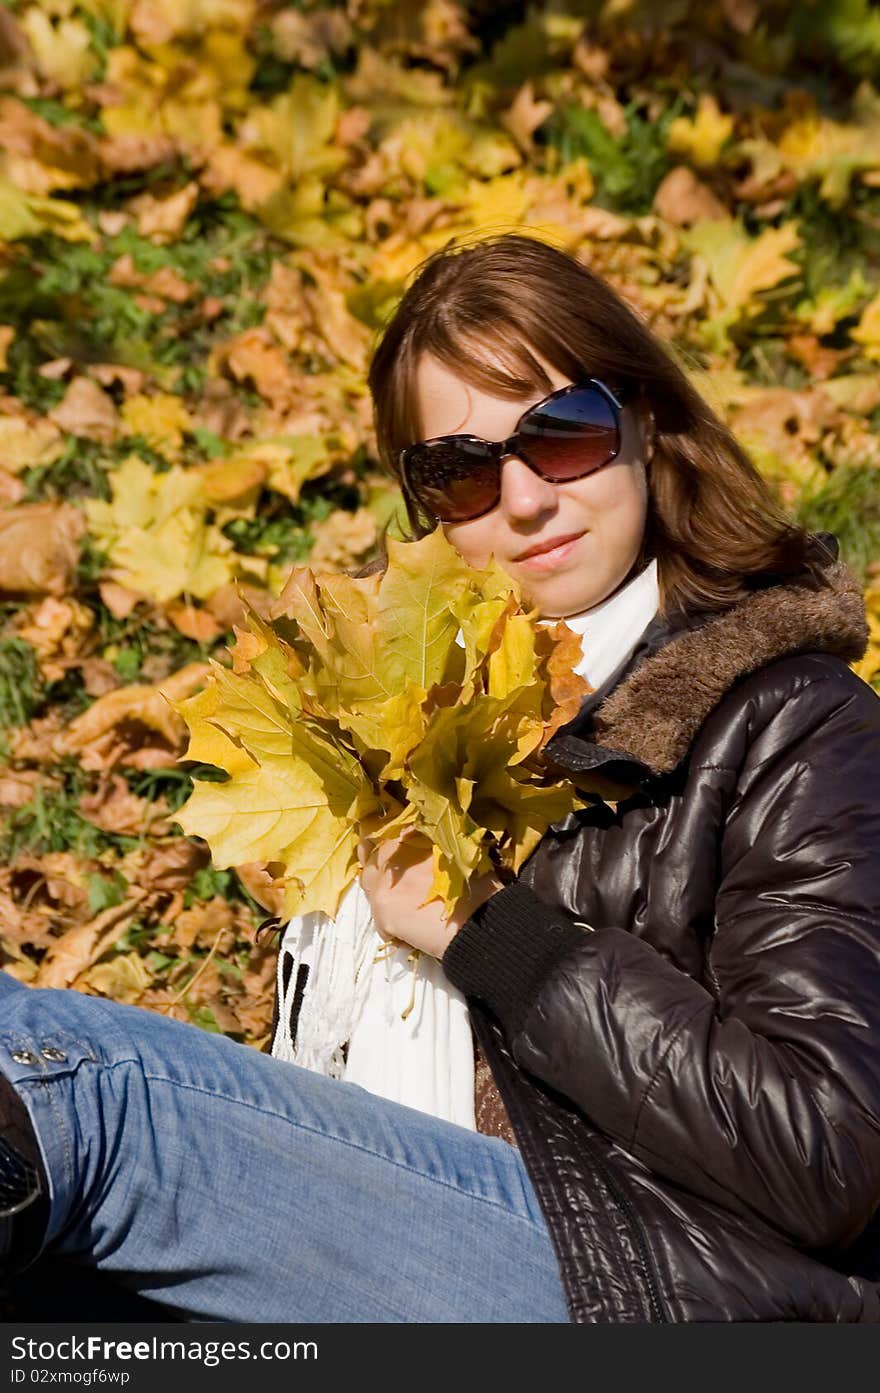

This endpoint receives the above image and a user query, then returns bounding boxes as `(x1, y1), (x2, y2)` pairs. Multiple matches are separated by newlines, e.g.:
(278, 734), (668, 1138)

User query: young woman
(2, 233), (879, 1323)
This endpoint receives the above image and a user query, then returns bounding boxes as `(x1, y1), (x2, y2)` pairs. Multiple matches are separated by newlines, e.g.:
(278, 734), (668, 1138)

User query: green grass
(792, 464), (880, 582)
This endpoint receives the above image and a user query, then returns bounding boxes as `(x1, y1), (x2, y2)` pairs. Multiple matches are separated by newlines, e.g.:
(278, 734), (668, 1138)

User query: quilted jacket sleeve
(442, 662), (880, 1252)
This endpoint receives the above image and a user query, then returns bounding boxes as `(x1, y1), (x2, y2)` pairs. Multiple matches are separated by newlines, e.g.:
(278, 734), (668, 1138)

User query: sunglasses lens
(405, 439), (498, 523)
(520, 386), (619, 479)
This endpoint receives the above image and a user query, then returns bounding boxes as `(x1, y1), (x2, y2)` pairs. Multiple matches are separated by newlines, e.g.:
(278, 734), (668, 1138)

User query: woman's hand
(356, 829), (502, 959)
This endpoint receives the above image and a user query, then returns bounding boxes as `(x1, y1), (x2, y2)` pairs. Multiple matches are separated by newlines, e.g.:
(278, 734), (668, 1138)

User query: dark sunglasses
(399, 379), (635, 524)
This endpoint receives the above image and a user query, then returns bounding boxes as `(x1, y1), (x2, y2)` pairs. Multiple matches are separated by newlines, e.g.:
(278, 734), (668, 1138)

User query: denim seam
(130, 1067), (544, 1230)
(17, 1076), (74, 1216)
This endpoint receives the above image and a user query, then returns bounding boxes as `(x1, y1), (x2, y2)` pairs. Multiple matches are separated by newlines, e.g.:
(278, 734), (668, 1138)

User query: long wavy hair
(365, 232), (834, 620)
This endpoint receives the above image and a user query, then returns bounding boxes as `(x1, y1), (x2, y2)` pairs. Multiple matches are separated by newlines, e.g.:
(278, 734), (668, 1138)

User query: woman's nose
(498, 453), (558, 520)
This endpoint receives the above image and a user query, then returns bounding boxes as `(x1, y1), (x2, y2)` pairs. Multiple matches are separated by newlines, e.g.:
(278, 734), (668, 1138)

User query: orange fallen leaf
(166, 599), (225, 642)
(98, 579), (145, 619)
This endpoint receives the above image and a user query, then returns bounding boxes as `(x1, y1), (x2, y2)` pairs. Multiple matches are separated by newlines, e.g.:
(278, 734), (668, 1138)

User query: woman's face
(413, 351), (653, 619)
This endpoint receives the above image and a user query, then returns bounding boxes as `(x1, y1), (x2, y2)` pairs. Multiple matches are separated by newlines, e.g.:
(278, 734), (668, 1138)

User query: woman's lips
(515, 532), (585, 573)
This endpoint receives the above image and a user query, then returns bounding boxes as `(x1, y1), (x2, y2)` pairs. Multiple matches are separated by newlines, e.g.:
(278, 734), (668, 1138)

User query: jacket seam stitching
(718, 901), (878, 934)
(629, 1002), (710, 1148)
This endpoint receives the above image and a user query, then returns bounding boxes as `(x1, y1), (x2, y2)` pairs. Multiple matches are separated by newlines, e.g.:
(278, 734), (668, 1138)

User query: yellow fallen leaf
(0, 413), (64, 473)
(667, 94), (735, 168)
(0, 176), (96, 243)
(249, 79), (349, 183)
(850, 291), (880, 362)
(20, 11), (97, 90)
(85, 456), (236, 603)
(121, 392), (193, 459)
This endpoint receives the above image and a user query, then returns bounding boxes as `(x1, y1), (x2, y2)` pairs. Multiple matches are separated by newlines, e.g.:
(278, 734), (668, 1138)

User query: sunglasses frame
(399, 378), (636, 524)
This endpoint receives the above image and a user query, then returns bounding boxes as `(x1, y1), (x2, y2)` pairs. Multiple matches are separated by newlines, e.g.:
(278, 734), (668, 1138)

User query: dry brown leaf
(89, 363), (147, 397)
(213, 327), (299, 411)
(128, 182), (199, 243)
(0, 96), (103, 195)
(97, 210), (129, 236)
(16, 595), (94, 681)
(271, 6), (354, 69)
(56, 662), (210, 770)
(140, 838), (211, 892)
(172, 896), (235, 954)
(200, 143), (283, 211)
(263, 259), (309, 352)
(501, 81), (554, 157)
(37, 891), (147, 990)
(189, 379), (254, 441)
(0, 470), (24, 504)
(49, 376), (119, 442)
(0, 767), (41, 809)
(79, 772), (171, 837)
(81, 950), (152, 1003)
(9, 852), (89, 917)
(9, 708), (67, 763)
(0, 501), (84, 596)
(108, 253), (194, 305)
(98, 579), (145, 619)
(297, 252), (372, 371)
(308, 507), (377, 569)
(203, 580), (273, 631)
(99, 131), (179, 174)
(166, 599), (225, 642)
(235, 860), (286, 914)
(37, 357), (72, 380)
(653, 166), (729, 225)
(80, 657), (120, 697)
(786, 334), (854, 381)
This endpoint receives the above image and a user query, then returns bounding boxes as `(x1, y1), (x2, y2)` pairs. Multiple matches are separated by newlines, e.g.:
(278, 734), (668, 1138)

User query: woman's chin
(522, 577), (607, 621)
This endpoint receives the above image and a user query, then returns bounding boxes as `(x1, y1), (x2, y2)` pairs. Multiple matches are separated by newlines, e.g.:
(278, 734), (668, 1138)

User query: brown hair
(365, 232), (835, 620)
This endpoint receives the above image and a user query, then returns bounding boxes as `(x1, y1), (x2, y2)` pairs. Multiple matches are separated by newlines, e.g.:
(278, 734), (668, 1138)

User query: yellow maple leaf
(850, 291), (880, 362)
(20, 11), (98, 90)
(0, 177), (96, 244)
(777, 102), (880, 208)
(0, 414), (64, 474)
(680, 218), (801, 347)
(121, 393), (194, 459)
(85, 456), (235, 603)
(667, 94), (735, 168)
(249, 79), (349, 183)
(176, 528), (592, 918)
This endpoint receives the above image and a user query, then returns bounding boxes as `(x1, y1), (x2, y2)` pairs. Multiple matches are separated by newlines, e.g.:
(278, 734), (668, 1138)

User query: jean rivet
(41, 1047), (67, 1062)
(10, 1050), (37, 1065)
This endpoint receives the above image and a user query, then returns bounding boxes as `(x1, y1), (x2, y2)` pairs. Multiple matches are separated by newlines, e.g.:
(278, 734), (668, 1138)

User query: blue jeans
(0, 973), (569, 1323)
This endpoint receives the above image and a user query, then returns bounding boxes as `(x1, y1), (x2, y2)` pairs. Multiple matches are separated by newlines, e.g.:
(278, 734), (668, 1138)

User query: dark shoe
(0, 1074), (49, 1271)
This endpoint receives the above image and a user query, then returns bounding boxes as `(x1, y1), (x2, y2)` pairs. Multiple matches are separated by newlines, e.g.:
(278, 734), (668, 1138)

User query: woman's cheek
(442, 519), (493, 571)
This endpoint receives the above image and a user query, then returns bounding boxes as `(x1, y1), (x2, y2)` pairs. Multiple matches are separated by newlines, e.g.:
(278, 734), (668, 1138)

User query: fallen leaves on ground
(0, 0), (877, 1045)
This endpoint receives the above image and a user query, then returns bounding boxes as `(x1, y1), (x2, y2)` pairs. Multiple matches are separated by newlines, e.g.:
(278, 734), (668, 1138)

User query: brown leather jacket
(443, 541), (880, 1322)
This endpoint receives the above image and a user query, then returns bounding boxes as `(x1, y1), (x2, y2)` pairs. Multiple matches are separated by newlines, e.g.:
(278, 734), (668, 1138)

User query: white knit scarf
(271, 558), (660, 1126)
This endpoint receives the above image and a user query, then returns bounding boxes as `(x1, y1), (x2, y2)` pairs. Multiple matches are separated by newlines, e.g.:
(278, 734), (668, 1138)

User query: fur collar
(546, 556), (869, 780)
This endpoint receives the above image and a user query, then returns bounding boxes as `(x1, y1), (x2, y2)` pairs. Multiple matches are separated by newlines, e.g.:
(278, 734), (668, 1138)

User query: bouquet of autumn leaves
(173, 527), (594, 923)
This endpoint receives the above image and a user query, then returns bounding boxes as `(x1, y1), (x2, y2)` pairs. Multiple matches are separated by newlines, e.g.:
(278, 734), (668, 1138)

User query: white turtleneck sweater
(544, 555), (660, 691)
(273, 556), (661, 1128)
